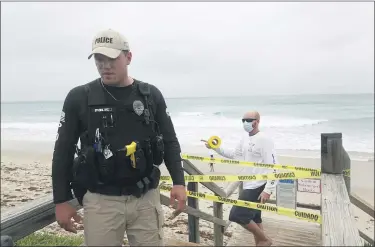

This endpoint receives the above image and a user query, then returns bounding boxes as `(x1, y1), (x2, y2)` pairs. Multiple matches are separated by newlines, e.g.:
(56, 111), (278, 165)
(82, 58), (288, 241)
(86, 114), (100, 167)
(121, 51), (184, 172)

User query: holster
(71, 181), (87, 206)
(149, 165), (161, 189)
(132, 165), (161, 198)
(151, 135), (164, 166)
(87, 164), (161, 199)
(72, 146), (99, 192)
(114, 142), (147, 178)
(133, 147), (147, 174)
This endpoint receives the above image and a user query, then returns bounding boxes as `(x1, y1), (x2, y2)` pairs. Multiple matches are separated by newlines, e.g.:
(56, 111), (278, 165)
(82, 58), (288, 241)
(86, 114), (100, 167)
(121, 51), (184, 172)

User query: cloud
(1, 2), (373, 102)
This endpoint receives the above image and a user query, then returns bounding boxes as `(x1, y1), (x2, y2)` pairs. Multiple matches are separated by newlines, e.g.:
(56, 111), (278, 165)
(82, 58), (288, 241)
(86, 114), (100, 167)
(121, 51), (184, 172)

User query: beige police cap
(88, 29), (130, 59)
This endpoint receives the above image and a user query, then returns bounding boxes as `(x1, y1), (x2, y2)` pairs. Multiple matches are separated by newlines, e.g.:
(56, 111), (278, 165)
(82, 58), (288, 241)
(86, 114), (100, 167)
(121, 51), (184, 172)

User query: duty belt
(91, 184), (135, 196)
(90, 176), (157, 198)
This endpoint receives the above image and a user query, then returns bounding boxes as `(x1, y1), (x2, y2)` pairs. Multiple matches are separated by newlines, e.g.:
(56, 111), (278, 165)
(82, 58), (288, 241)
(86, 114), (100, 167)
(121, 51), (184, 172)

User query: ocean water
(1, 93), (374, 160)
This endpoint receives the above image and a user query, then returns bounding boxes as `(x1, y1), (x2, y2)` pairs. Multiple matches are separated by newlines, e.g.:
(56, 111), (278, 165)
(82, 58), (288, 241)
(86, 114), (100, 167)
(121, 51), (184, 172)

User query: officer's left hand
(170, 185), (187, 211)
(258, 191), (271, 204)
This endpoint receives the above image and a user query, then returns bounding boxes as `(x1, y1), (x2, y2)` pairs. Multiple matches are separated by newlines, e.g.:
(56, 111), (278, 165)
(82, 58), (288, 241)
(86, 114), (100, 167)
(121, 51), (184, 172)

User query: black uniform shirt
(52, 79), (185, 204)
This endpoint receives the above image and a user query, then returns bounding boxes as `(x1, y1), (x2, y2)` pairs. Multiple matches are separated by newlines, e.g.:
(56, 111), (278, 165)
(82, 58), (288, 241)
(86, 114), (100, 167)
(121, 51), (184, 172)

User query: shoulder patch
(60, 111), (65, 123)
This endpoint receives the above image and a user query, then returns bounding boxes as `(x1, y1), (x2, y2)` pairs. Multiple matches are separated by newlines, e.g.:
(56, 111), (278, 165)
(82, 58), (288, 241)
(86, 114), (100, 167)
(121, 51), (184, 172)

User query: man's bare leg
(253, 223), (272, 246)
(253, 223), (263, 244)
(253, 223), (261, 245)
(241, 221), (272, 246)
(257, 223), (273, 246)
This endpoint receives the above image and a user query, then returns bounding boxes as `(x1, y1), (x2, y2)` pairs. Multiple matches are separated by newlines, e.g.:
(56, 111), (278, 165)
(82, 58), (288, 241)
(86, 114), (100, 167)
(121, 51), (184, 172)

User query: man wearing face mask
(204, 111), (277, 247)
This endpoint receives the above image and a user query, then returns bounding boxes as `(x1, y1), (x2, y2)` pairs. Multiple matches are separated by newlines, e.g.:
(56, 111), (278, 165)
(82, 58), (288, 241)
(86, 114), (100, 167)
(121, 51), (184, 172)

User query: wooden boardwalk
(226, 215), (321, 246)
(2, 133), (371, 247)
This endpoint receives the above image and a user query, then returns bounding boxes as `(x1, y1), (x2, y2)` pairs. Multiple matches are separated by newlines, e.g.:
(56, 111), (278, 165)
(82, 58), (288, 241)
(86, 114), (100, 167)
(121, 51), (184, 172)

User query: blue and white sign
(276, 178), (297, 209)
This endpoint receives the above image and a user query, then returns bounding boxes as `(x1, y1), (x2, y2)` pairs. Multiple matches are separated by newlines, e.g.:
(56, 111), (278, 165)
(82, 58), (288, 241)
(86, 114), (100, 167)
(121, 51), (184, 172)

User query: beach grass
(15, 233), (84, 246)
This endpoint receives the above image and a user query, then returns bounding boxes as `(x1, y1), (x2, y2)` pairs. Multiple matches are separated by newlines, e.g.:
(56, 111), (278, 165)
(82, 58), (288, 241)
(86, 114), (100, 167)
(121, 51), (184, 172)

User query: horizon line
(1, 92), (374, 104)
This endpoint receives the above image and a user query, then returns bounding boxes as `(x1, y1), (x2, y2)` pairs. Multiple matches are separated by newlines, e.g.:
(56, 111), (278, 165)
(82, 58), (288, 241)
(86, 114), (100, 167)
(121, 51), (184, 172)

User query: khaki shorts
(82, 188), (164, 246)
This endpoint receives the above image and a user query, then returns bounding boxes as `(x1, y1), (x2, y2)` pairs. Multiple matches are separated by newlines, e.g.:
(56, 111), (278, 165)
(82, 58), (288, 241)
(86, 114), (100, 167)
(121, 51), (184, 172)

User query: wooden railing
(218, 133), (374, 246)
(1, 132), (374, 246)
(321, 133), (373, 246)
(0, 160), (231, 246)
(182, 159), (230, 246)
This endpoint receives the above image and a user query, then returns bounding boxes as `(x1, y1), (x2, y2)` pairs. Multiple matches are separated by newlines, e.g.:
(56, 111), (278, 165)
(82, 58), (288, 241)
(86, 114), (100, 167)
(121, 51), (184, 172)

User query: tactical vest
(83, 79), (160, 187)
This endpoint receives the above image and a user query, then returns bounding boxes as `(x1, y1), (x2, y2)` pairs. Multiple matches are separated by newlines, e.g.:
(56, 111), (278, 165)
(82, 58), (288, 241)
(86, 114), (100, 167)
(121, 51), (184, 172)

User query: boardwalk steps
(226, 215), (321, 246)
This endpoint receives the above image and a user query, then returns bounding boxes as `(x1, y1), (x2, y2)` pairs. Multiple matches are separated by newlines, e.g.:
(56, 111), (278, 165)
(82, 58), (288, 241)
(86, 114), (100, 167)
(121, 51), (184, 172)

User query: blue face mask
(243, 121), (254, 132)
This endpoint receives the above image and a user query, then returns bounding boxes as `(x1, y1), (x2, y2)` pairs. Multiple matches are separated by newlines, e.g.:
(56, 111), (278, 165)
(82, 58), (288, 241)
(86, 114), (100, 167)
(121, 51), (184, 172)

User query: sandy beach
(1, 145), (374, 245)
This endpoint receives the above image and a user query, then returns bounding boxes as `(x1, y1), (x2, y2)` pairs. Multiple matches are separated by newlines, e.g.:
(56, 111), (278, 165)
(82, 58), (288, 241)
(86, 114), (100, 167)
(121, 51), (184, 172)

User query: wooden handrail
(2, 132), (372, 247)
(320, 133), (362, 246)
(1, 190), (229, 243)
(182, 160), (227, 197)
(350, 193), (374, 218)
(182, 160), (229, 246)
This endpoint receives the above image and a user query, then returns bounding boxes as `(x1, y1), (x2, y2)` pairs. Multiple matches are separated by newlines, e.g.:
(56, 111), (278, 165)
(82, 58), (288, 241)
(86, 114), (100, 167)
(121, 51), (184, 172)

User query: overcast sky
(1, 2), (374, 102)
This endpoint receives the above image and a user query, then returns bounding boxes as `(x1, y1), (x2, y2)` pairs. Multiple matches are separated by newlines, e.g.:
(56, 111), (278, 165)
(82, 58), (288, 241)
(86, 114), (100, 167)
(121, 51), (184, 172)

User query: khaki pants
(82, 188), (164, 246)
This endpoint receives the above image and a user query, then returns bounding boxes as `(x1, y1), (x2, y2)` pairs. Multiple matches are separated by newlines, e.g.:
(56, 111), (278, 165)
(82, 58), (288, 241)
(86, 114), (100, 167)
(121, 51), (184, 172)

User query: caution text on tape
(181, 154), (350, 177)
(159, 184), (322, 224)
(160, 170), (321, 183)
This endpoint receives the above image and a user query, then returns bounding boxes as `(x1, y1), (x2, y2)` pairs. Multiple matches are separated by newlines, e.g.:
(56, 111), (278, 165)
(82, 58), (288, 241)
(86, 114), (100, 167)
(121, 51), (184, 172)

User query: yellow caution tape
(182, 153), (320, 172)
(181, 153), (350, 177)
(160, 170), (321, 183)
(207, 136), (222, 149)
(159, 184), (321, 224)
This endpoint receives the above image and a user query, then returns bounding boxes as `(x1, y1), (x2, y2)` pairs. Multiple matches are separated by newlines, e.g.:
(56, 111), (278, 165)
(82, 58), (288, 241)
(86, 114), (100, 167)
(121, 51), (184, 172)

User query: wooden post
(1, 236), (14, 247)
(213, 201), (224, 246)
(187, 182), (200, 243)
(320, 133), (362, 246)
(238, 181), (243, 196)
(321, 132), (344, 174)
(321, 132), (351, 191)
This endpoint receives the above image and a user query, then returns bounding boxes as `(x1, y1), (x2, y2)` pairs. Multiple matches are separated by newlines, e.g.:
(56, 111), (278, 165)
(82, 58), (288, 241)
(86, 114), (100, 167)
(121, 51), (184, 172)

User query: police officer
(52, 29), (187, 246)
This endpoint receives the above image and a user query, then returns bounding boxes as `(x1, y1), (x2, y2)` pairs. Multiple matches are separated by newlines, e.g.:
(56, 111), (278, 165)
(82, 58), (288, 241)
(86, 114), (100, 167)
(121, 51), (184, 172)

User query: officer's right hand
(200, 139), (211, 149)
(55, 202), (82, 233)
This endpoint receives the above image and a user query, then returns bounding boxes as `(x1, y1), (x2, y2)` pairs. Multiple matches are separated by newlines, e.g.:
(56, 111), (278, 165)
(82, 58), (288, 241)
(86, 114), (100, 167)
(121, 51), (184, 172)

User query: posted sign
(276, 179), (297, 209)
(297, 179), (321, 194)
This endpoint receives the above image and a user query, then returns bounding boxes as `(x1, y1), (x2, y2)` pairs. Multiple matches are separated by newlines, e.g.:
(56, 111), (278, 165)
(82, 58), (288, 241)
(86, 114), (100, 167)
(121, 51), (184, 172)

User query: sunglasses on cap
(242, 118), (257, 123)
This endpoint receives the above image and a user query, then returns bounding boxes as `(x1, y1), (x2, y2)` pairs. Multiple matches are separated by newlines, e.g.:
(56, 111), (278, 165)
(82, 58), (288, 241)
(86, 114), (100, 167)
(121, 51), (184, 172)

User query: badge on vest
(133, 100), (144, 116)
(103, 144), (113, 159)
